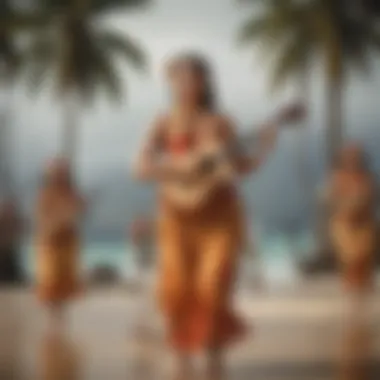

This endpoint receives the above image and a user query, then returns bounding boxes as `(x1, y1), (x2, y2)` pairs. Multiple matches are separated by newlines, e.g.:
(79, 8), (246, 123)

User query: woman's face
(46, 161), (71, 189)
(168, 63), (204, 107)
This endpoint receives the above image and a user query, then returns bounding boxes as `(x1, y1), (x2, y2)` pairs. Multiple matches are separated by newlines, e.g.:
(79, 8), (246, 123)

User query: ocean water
(22, 229), (317, 284)
(22, 240), (137, 280)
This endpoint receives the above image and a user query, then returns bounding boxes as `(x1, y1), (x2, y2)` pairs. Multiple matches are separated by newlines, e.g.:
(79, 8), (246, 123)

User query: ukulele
(160, 103), (306, 210)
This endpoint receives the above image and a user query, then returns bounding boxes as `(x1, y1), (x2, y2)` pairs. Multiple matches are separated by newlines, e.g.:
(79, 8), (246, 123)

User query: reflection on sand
(338, 320), (372, 380)
(0, 286), (379, 380)
(38, 332), (81, 380)
(130, 318), (164, 379)
(0, 293), (23, 380)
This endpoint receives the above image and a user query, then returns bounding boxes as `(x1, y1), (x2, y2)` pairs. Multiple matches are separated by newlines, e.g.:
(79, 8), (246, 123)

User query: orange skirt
(330, 219), (377, 292)
(35, 237), (81, 303)
(156, 193), (246, 353)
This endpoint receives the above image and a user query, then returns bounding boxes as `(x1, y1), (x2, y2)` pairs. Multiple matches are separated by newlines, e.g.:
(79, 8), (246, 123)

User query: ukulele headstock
(275, 103), (307, 126)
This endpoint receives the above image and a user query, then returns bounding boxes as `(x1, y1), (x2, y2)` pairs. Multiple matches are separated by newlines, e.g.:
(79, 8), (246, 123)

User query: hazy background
(7, 0), (380, 239)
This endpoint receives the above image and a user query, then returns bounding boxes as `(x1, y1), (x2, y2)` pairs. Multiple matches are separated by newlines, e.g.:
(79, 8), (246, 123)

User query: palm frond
(367, 28), (380, 51)
(19, 0), (148, 105)
(269, 34), (311, 92)
(0, 1), (50, 77)
(23, 32), (56, 94)
(27, 60), (52, 95)
(37, 0), (151, 15)
(55, 24), (95, 97)
(237, 0), (308, 47)
(342, 25), (371, 73)
(50, 23), (126, 104)
(4, 12), (51, 33)
(238, 16), (273, 44)
(89, 50), (123, 103)
(97, 30), (147, 72)
(89, 0), (152, 13)
(0, 35), (18, 66)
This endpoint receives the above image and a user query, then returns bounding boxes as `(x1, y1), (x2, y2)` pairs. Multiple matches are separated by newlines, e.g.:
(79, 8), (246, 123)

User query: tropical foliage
(238, 0), (380, 167)
(0, 1), (48, 194)
(26, 0), (150, 160)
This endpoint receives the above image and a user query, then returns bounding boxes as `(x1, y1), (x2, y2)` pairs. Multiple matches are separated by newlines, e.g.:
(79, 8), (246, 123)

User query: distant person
(35, 158), (85, 334)
(0, 198), (24, 284)
(325, 143), (378, 321)
(134, 52), (303, 379)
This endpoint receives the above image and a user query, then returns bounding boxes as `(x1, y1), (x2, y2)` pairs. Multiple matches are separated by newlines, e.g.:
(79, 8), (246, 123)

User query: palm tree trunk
(62, 93), (81, 167)
(0, 68), (14, 198)
(326, 73), (343, 170)
(322, 72), (343, 255)
(301, 71), (344, 274)
(296, 67), (312, 195)
(0, 68), (24, 284)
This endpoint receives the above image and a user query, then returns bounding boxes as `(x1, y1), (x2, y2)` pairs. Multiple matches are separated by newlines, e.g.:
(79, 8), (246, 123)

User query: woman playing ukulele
(134, 52), (303, 379)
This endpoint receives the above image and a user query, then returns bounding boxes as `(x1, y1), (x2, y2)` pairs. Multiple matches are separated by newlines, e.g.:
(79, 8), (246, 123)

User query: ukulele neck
(221, 119), (279, 161)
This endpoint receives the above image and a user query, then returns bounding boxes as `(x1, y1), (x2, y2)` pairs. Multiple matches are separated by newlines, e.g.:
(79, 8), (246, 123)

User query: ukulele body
(161, 141), (235, 211)
(159, 102), (306, 211)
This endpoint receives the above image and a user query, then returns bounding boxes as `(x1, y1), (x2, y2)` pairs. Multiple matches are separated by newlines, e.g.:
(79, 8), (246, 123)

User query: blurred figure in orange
(326, 143), (378, 321)
(0, 198), (24, 284)
(35, 158), (85, 334)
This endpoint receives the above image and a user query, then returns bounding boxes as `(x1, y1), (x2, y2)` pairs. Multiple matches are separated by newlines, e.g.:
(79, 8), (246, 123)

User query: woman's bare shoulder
(202, 112), (236, 136)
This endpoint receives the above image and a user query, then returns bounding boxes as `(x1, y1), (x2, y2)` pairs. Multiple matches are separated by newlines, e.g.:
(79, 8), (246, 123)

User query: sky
(5, 0), (380, 234)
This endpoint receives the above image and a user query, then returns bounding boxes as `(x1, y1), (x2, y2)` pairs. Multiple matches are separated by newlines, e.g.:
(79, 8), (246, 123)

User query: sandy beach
(0, 275), (380, 379)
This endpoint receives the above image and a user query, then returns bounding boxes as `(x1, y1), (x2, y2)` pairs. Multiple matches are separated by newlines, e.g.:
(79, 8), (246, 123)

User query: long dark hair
(166, 52), (217, 111)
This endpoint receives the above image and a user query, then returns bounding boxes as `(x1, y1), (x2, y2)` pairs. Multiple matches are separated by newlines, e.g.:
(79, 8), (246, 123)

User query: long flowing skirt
(36, 237), (81, 303)
(330, 219), (377, 291)
(156, 195), (246, 353)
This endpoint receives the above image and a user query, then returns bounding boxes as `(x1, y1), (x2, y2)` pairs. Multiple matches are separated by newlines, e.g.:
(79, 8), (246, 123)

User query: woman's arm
(133, 116), (164, 181)
(220, 117), (279, 176)
(251, 122), (279, 171)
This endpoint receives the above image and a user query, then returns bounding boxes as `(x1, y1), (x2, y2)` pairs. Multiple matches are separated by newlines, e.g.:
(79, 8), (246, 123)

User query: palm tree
(27, 0), (150, 165)
(237, 0), (380, 270)
(238, 0), (380, 168)
(239, 0), (313, 193)
(0, 2), (48, 283)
